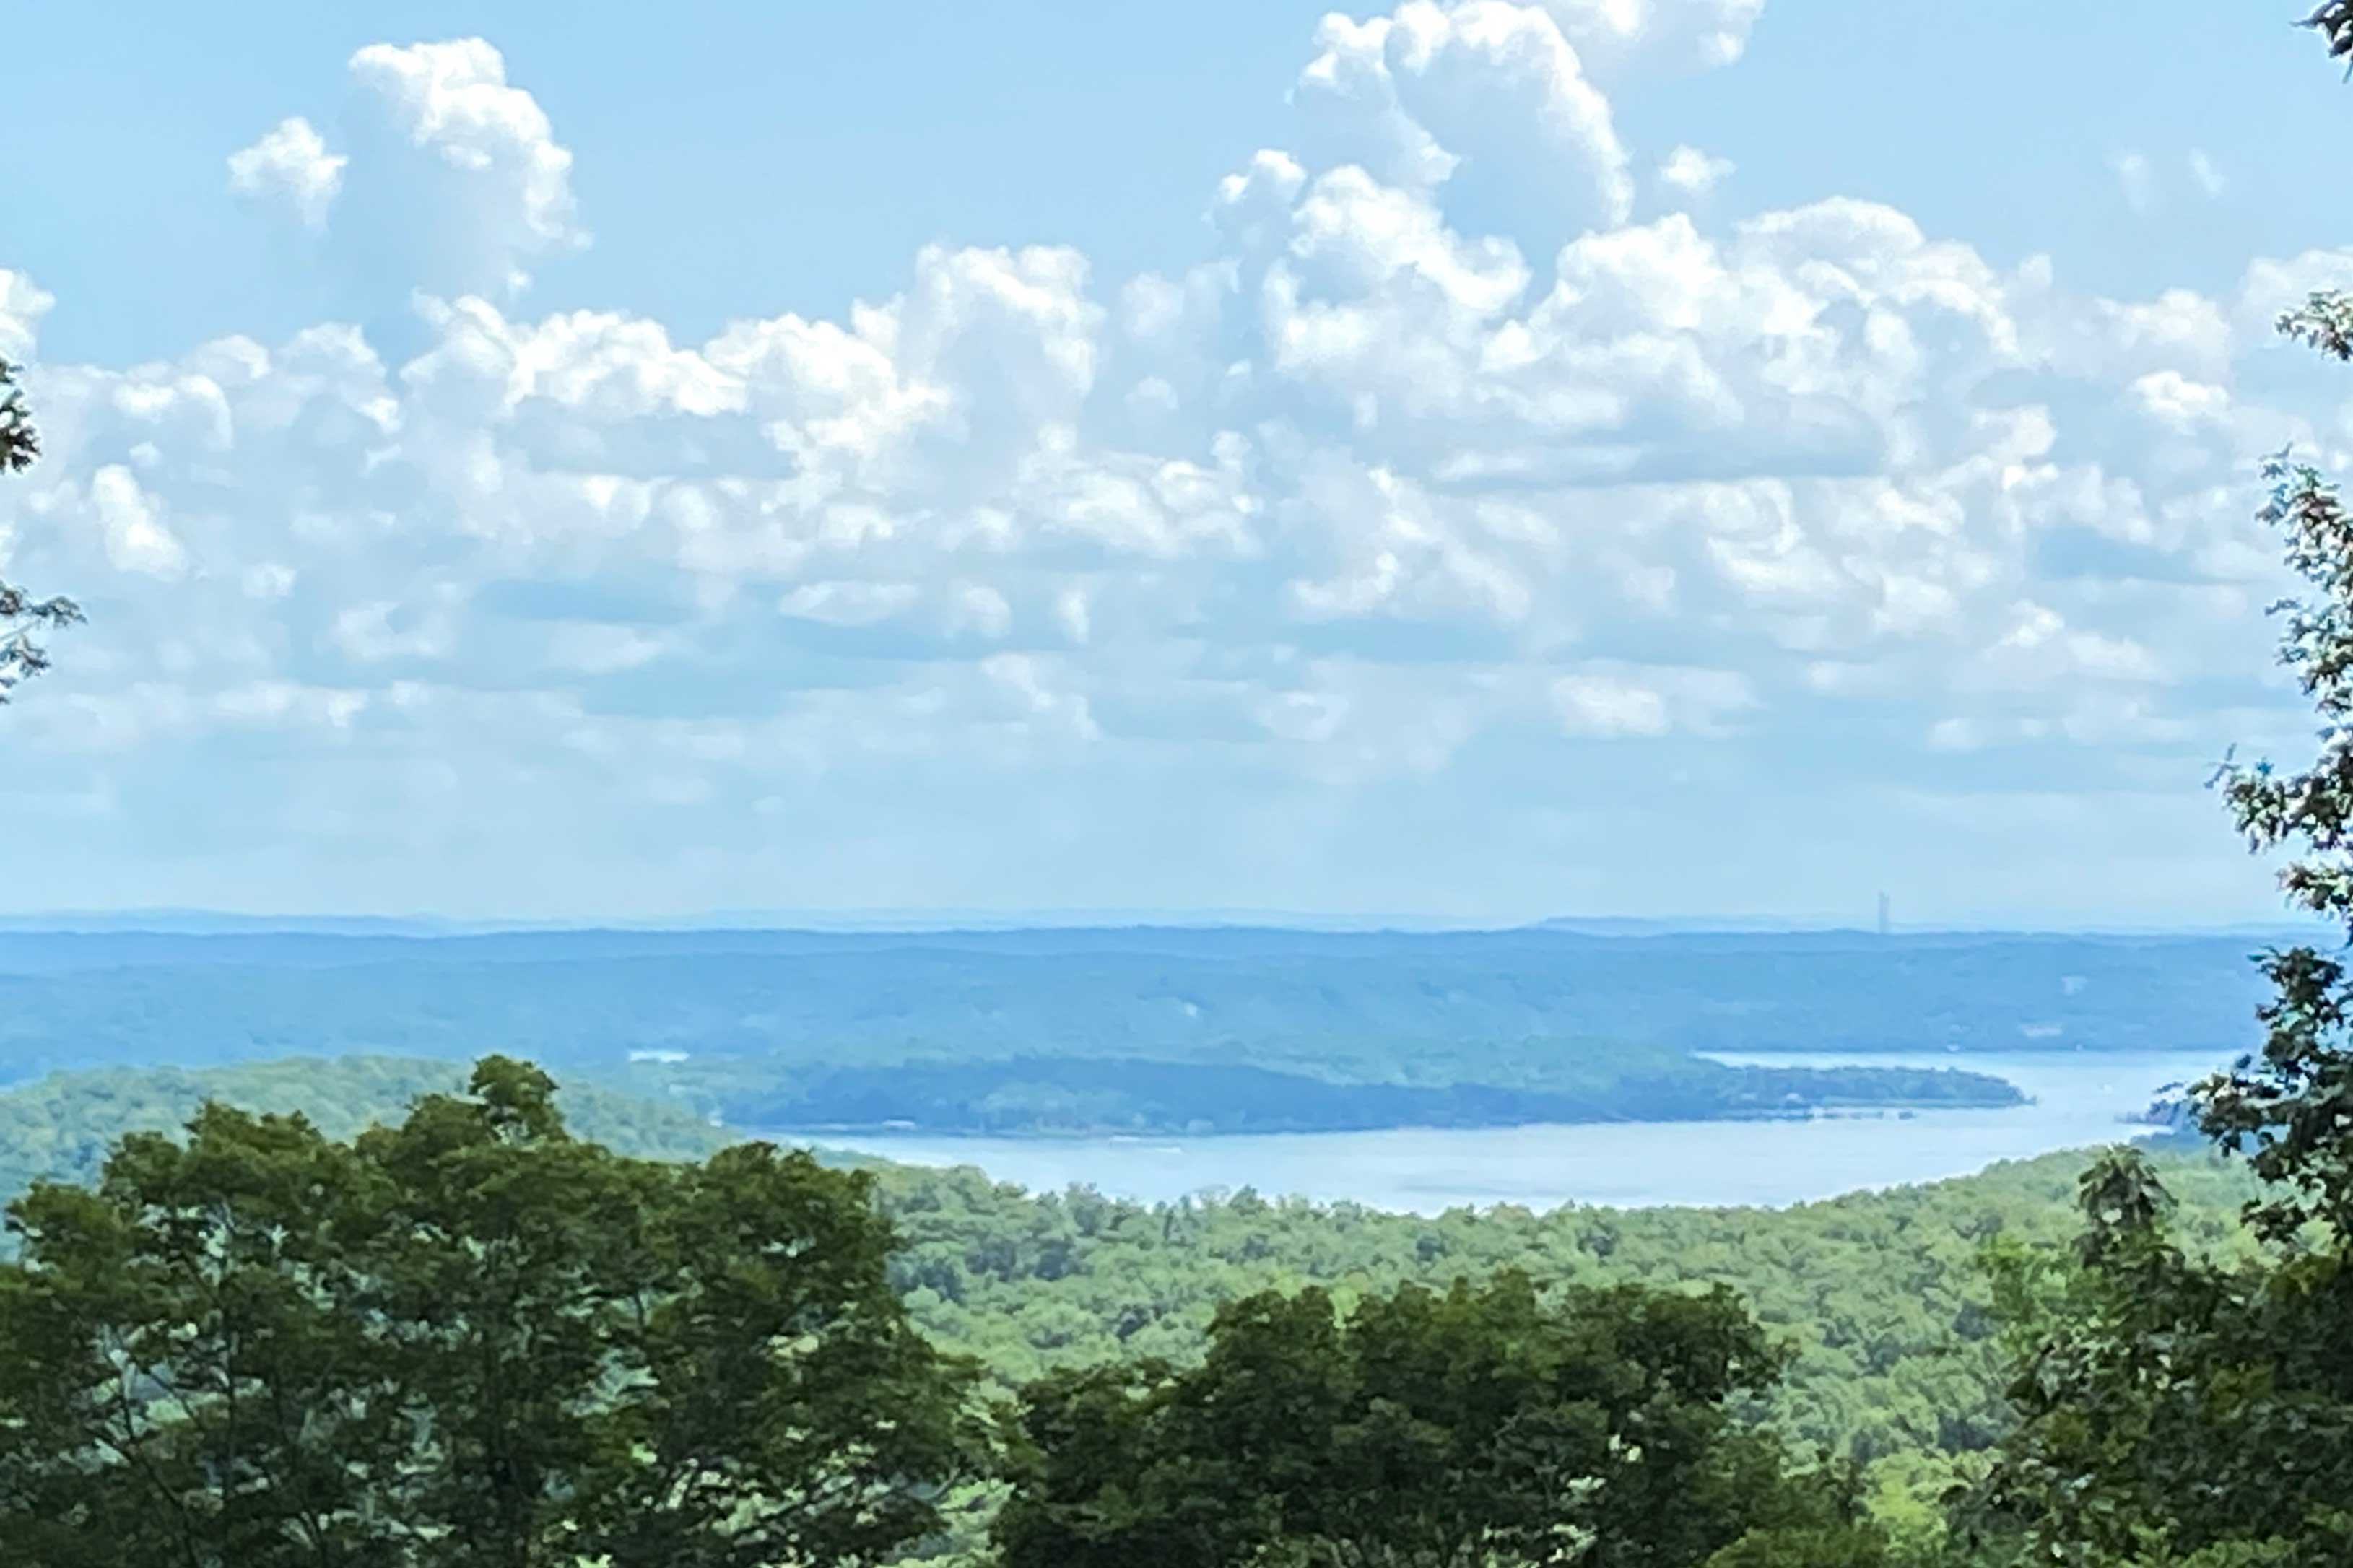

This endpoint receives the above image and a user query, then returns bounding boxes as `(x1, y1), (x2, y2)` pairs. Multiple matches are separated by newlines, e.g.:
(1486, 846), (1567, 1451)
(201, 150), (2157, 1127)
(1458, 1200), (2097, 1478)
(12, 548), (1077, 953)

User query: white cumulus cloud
(88, 466), (188, 580)
(0, 270), (55, 363)
(337, 38), (585, 297)
(1657, 144), (1733, 196)
(0, 11), (2339, 914)
(1295, 2), (1634, 232)
(227, 117), (348, 229)
(1538, 0), (1767, 71)
(1554, 665), (1754, 738)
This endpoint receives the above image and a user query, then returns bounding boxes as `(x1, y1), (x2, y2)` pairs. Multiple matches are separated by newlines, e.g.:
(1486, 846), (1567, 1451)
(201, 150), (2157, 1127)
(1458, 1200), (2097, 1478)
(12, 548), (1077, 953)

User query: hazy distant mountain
(0, 923), (2284, 1136)
(0, 908), (1515, 938)
(1528, 913), (2330, 940)
(1, 908), (2326, 940)
(0, 910), (482, 937)
(1529, 915), (1862, 936)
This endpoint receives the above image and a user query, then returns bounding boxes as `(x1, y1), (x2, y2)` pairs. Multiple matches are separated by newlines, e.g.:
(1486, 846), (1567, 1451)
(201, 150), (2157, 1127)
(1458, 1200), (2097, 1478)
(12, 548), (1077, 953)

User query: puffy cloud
(321, 38), (584, 299)
(2128, 370), (2230, 433)
(87, 466), (188, 580)
(2236, 248), (2353, 339)
(227, 117), (347, 228)
(213, 679), (370, 730)
(1960, 603), (2167, 693)
(1657, 144), (1733, 196)
(949, 583), (1015, 640)
(980, 652), (1101, 742)
(331, 596), (461, 664)
(1553, 665), (1754, 737)
(2052, 287), (2233, 383)
(0, 270), (53, 363)
(349, 39), (580, 237)
(780, 581), (922, 628)
(1295, 3), (1633, 232)
(0, 13), (2333, 913)
(1536, 0), (1767, 71)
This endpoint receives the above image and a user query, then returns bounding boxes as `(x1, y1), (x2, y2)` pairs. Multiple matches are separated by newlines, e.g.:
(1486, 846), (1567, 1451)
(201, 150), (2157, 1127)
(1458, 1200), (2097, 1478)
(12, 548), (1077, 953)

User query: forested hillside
(0, 925), (2268, 1133)
(867, 1145), (2250, 1451)
(0, 1055), (733, 1203)
(0, 1052), (2254, 1559)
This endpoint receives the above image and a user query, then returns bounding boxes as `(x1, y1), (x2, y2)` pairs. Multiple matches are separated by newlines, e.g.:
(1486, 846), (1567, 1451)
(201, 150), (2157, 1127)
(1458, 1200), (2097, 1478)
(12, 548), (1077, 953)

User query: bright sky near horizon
(4, 1), (2349, 926)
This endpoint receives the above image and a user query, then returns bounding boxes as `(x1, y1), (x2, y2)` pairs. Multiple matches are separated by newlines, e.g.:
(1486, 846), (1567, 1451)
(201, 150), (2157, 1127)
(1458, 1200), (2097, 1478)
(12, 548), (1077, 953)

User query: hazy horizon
(0, 905), (2324, 939)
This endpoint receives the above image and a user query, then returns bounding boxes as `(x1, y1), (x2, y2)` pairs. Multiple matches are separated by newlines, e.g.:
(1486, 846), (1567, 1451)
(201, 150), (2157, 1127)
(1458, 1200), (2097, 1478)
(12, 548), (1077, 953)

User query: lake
(804, 1050), (2232, 1214)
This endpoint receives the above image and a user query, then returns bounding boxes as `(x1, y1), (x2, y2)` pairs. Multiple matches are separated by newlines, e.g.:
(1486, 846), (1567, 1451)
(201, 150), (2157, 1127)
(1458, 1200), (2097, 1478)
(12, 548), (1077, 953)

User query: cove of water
(802, 1050), (2232, 1215)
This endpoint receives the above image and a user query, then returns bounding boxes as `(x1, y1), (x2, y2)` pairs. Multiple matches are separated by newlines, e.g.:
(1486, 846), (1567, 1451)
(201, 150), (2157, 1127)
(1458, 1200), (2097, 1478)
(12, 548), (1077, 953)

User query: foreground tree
(0, 357), (80, 702)
(1965, 27), (2353, 1556)
(0, 1056), (990, 1567)
(1967, 1141), (2353, 1567)
(996, 1271), (1885, 1568)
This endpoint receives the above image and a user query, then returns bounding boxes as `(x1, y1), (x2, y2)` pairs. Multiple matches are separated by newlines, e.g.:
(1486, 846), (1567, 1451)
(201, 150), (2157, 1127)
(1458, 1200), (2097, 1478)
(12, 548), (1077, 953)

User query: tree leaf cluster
(0, 357), (79, 702)
(0, 1055), (989, 1567)
(996, 1271), (1887, 1568)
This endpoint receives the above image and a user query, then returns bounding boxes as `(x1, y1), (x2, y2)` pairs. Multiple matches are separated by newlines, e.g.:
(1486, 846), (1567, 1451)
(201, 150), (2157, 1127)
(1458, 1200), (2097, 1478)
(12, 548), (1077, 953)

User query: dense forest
(0, 1050), (2260, 1563)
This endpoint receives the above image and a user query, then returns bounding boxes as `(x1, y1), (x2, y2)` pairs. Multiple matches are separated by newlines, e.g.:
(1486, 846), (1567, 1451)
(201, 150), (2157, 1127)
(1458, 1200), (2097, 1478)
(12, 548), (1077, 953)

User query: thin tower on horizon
(1877, 892), (1892, 936)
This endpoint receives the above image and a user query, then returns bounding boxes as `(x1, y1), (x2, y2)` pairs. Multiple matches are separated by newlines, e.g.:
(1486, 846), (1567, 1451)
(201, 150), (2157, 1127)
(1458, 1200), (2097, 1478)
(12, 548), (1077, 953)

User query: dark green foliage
(571, 1138), (993, 1568)
(997, 1271), (1885, 1568)
(2198, 944), (2353, 1244)
(0, 357), (80, 703)
(2308, 2), (2353, 75)
(0, 357), (34, 474)
(0, 1053), (2269, 1562)
(870, 1148), (2256, 1476)
(1970, 1148), (2353, 1567)
(1705, 1525), (1895, 1568)
(0, 1057), (988, 1567)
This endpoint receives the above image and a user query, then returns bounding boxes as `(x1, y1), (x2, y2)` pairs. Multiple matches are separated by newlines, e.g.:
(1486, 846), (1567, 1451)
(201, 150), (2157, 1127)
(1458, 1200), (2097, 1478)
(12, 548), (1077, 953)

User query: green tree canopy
(994, 1270), (1886, 1568)
(0, 1055), (991, 1567)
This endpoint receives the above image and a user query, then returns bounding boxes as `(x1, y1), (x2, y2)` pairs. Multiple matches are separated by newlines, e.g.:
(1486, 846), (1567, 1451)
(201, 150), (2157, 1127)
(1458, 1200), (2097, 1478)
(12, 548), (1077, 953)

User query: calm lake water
(804, 1050), (2232, 1214)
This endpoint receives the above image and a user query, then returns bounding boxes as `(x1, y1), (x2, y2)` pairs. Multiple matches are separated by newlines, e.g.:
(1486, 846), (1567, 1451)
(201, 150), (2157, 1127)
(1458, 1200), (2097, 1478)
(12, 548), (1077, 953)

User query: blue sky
(2, 0), (2348, 925)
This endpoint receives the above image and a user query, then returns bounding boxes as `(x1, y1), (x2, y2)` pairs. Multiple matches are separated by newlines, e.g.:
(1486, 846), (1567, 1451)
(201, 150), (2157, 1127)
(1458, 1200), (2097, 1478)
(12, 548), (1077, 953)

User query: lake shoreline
(793, 1049), (2230, 1214)
(755, 1094), (2039, 1144)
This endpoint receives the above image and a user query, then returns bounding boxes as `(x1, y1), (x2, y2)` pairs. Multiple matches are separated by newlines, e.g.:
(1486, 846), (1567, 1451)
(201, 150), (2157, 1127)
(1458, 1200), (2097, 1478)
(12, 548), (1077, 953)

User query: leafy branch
(0, 357), (79, 703)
